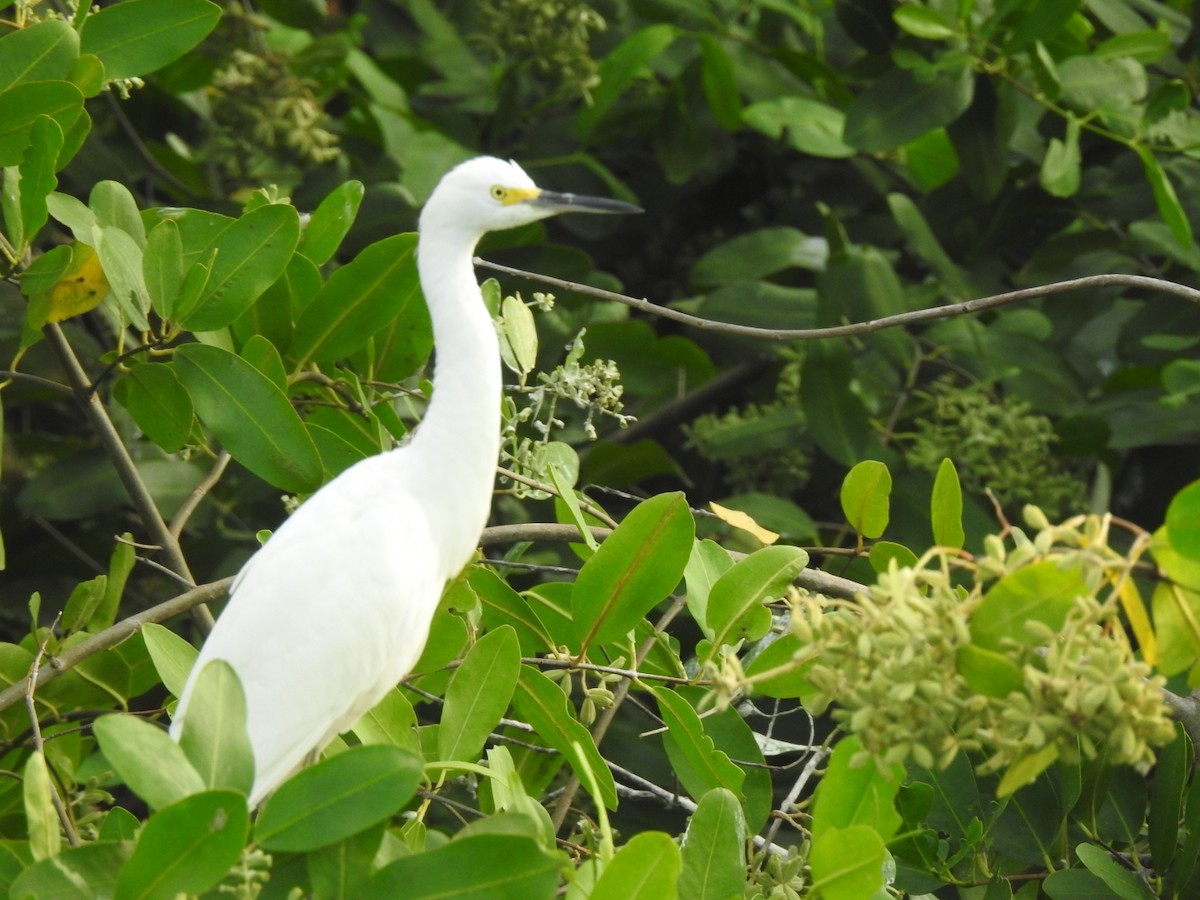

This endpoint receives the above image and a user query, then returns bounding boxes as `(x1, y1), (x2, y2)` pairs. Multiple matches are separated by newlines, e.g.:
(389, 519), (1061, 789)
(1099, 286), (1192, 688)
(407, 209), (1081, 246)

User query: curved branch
(475, 264), (1200, 341)
(0, 578), (235, 714)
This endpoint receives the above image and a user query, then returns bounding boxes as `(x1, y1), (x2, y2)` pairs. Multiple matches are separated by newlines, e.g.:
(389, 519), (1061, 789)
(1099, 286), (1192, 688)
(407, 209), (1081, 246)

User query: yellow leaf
(43, 243), (109, 324)
(709, 501), (779, 545)
(1114, 573), (1157, 666)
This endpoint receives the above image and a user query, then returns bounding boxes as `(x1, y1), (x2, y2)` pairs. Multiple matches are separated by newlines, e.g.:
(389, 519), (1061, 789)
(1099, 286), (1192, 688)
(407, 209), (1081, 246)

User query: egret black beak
(531, 190), (643, 216)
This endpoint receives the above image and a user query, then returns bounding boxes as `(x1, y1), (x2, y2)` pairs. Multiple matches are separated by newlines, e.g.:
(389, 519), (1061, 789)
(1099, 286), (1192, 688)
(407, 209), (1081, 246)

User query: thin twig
(0, 371), (73, 395)
(494, 467), (620, 529)
(0, 578), (235, 713)
(169, 451), (232, 540)
(43, 324), (214, 632)
(24, 613), (81, 848)
(475, 263), (1200, 340)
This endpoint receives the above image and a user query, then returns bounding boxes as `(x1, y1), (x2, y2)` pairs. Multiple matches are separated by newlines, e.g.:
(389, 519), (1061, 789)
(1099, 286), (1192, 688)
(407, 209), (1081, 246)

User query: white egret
(169, 157), (640, 806)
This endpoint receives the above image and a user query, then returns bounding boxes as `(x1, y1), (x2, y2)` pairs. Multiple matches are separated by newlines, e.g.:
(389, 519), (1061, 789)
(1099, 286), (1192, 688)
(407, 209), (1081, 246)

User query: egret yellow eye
(490, 185), (507, 201)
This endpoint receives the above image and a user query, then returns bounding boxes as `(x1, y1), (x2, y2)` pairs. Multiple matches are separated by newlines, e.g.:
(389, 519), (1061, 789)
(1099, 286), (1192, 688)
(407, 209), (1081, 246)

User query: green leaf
(575, 24), (677, 138)
(11, 115), (64, 251)
(683, 538), (734, 636)
(95, 223), (151, 329)
(956, 642), (1024, 697)
(868, 540), (918, 573)
(24, 752), (61, 861)
(840, 460), (891, 539)
(592, 831), (681, 899)
(298, 179), (365, 266)
(1004, 0), (1084, 50)
(697, 34), (741, 132)
(174, 343), (323, 493)
(931, 458), (965, 549)
(843, 63), (974, 152)
(0, 19), (79, 91)
(255, 745), (423, 852)
(800, 343), (875, 466)
(80, 0), (221, 80)
(894, 7), (957, 40)
(473, 568), (556, 654)
(142, 622), (198, 699)
(1075, 842), (1157, 900)
(291, 233), (426, 367)
(0, 81), (84, 167)
(808, 825), (887, 900)
(1041, 115), (1081, 198)
(886, 192), (970, 298)
(498, 293), (538, 377)
(177, 660), (254, 796)
(352, 687), (420, 755)
(143, 221), (186, 325)
(678, 788), (746, 900)
(512, 666), (618, 809)
(113, 790), (248, 900)
(970, 559), (1087, 651)
(691, 227), (825, 288)
(571, 492), (694, 649)
(113, 363), (194, 454)
(743, 633), (813, 699)
(1166, 480), (1200, 562)
(308, 823), (384, 900)
(1149, 724), (1189, 871)
(173, 203), (300, 331)
(92, 713), (206, 810)
(438, 626), (521, 762)
(811, 735), (903, 840)
(90, 179), (145, 246)
(654, 687), (744, 802)
(9, 842), (131, 900)
(705, 545), (808, 656)
(367, 833), (561, 900)
(60, 574), (106, 634)
(742, 96), (853, 158)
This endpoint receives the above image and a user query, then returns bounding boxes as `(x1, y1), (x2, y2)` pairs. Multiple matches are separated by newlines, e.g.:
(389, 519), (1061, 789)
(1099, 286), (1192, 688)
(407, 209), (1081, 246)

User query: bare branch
(169, 451), (232, 540)
(475, 263), (1200, 341)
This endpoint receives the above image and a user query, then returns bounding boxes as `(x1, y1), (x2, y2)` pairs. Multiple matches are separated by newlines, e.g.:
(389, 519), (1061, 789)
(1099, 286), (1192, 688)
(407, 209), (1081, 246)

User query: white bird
(169, 157), (640, 806)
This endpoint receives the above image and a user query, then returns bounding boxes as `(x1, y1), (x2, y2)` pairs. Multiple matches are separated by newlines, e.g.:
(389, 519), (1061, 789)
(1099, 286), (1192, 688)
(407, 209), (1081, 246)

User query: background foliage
(2, 0), (1200, 897)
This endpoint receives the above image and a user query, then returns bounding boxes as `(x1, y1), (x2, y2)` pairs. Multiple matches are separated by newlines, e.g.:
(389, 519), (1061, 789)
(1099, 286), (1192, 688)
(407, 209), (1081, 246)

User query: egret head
(419, 156), (641, 240)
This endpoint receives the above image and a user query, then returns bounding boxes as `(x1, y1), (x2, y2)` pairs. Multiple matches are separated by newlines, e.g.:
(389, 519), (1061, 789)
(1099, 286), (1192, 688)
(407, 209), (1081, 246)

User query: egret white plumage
(169, 157), (640, 806)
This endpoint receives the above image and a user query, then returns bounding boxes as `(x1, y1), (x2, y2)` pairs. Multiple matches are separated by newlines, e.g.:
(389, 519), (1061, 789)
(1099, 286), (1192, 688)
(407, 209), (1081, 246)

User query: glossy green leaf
(808, 825), (887, 900)
(80, 0), (221, 80)
(498, 293), (538, 376)
(241, 333), (288, 391)
(24, 752), (60, 861)
(886, 192), (970, 299)
(255, 745), (423, 851)
(298, 179), (365, 265)
(1057, 55), (1146, 111)
(1149, 724), (1189, 871)
(174, 343), (323, 493)
(1075, 842), (1156, 899)
(10, 115), (64, 251)
(1041, 115), (1081, 198)
(174, 203), (300, 331)
(800, 344), (874, 466)
(0, 81), (84, 168)
(9, 842), (130, 900)
(177, 660), (254, 796)
(970, 559), (1087, 651)
(308, 822), (384, 900)
(868, 540), (918, 573)
(742, 96), (853, 158)
(811, 734), (903, 840)
(894, 6), (957, 39)
(654, 687), (744, 802)
(142, 219), (184, 319)
(572, 492), (694, 649)
(142, 622), (198, 699)
(92, 713), (206, 810)
(743, 633), (813, 699)
(113, 790), (248, 900)
(367, 833), (561, 900)
(512, 666), (617, 809)
(114, 363), (194, 453)
(575, 24), (676, 138)
(705, 545), (808, 656)
(840, 460), (891, 539)
(91, 180), (145, 245)
(592, 831), (681, 899)
(844, 64), (973, 152)
(352, 687), (421, 755)
(94, 534), (136, 630)
(95, 223), (151, 329)
(291, 232), (425, 367)
(678, 788), (746, 900)
(0, 19), (79, 91)
(473, 568), (555, 654)
(1166, 480), (1200, 562)
(931, 457), (965, 549)
(956, 642), (1024, 698)
(60, 574), (106, 635)
(683, 538), (734, 636)
(691, 227), (826, 288)
(697, 34), (741, 131)
(439, 626), (520, 762)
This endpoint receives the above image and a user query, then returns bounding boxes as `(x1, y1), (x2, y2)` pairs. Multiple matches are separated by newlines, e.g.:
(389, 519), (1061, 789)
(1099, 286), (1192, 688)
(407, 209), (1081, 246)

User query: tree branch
(475, 264), (1200, 341)
(44, 324), (214, 631)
